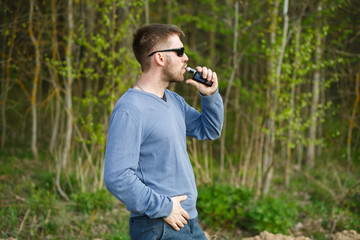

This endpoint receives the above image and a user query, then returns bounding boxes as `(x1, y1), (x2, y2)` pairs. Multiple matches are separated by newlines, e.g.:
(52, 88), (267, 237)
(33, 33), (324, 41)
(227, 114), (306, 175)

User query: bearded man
(104, 23), (224, 240)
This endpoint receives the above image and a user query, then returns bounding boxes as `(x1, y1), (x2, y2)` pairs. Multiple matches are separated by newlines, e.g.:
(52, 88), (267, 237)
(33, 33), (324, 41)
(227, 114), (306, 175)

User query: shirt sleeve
(104, 108), (173, 218)
(184, 89), (224, 140)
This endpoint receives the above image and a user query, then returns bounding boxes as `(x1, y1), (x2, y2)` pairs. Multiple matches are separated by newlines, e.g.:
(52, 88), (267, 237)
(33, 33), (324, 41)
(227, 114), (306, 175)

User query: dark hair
(132, 24), (185, 72)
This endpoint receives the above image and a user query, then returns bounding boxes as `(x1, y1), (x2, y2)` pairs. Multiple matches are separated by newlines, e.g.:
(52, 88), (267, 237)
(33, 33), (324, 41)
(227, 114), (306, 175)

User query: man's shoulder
(165, 89), (185, 103)
(113, 89), (141, 114)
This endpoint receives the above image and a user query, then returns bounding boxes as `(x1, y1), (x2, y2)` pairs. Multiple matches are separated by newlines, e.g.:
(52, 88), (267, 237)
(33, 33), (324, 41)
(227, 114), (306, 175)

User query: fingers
(181, 208), (190, 220)
(168, 221), (181, 231)
(173, 195), (189, 220)
(196, 66), (213, 82)
(164, 214), (188, 231)
(187, 66), (218, 96)
(175, 195), (188, 202)
(176, 216), (187, 228)
(163, 195), (190, 231)
(170, 216), (188, 231)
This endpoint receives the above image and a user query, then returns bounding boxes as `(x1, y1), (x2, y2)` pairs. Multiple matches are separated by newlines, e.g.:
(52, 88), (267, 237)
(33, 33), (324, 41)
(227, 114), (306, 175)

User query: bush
(197, 184), (254, 230)
(245, 196), (299, 233)
(197, 185), (299, 234)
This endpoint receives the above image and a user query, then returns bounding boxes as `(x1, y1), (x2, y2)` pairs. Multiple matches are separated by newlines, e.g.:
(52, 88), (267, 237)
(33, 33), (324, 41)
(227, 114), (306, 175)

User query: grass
(197, 162), (360, 239)
(1, 148), (359, 239)
(0, 150), (130, 240)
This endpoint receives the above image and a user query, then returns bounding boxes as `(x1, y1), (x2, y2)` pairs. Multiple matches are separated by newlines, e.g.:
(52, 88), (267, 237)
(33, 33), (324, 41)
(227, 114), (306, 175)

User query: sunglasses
(148, 47), (185, 57)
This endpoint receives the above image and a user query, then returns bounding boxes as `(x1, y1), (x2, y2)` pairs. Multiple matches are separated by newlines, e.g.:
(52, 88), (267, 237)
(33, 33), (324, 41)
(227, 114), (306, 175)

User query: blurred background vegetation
(0, 0), (359, 239)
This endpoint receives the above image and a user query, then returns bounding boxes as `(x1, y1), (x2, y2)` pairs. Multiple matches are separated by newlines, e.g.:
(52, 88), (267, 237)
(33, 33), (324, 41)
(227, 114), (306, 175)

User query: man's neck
(135, 71), (168, 98)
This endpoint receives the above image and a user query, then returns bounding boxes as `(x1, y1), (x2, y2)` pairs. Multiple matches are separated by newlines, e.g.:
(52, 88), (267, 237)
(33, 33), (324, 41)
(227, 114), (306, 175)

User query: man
(104, 23), (224, 239)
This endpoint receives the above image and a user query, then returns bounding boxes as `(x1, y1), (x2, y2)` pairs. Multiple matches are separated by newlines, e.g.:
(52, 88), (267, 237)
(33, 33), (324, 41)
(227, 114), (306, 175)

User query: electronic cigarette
(185, 67), (213, 87)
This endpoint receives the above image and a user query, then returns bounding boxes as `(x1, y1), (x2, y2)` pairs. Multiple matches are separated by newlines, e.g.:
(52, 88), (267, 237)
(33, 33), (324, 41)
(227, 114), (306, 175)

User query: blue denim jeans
(129, 215), (207, 240)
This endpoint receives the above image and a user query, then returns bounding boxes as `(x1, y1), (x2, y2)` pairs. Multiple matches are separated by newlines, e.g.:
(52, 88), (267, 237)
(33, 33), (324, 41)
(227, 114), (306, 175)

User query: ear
(154, 52), (165, 66)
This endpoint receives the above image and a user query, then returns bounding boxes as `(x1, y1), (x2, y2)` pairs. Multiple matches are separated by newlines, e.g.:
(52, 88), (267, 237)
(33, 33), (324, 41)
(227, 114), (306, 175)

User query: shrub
(197, 185), (299, 234)
(244, 196), (299, 234)
(197, 184), (254, 230)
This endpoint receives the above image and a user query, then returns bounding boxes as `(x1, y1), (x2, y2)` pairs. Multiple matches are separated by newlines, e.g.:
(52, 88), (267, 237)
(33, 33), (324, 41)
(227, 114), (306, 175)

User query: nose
(182, 53), (189, 62)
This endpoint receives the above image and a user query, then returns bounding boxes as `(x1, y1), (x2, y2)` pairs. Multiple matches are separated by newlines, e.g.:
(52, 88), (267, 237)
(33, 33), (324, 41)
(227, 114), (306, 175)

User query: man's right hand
(163, 195), (190, 231)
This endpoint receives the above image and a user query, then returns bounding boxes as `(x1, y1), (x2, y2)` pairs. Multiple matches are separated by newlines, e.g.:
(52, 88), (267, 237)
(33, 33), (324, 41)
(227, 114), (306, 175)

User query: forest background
(1, 0), (360, 239)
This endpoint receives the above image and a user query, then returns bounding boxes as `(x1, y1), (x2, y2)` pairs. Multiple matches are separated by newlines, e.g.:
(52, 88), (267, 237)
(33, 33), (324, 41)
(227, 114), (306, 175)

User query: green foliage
(1, 0), (360, 238)
(245, 196), (299, 233)
(32, 170), (55, 192)
(198, 178), (359, 235)
(28, 187), (56, 213)
(72, 0), (143, 169)
(0, 206), (24, 237)
(344, 191), (360, 216)
(0, 149), (131, 239)
(197, 184), (253, 230)
(198, 185), (299, 234)
(70, 189), (115, 213)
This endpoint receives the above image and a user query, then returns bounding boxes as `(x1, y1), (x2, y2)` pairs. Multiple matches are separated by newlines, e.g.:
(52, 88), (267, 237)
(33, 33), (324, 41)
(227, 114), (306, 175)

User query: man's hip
(129, 215), (207, 240)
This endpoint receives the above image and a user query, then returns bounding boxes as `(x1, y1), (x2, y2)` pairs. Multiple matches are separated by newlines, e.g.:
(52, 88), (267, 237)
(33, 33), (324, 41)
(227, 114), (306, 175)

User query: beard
(162, 57), (185, 83)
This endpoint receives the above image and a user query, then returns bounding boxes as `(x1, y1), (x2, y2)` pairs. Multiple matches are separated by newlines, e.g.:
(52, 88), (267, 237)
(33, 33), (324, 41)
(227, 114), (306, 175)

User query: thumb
(185, 79), (201, 88)
(175, 195), (188, 202)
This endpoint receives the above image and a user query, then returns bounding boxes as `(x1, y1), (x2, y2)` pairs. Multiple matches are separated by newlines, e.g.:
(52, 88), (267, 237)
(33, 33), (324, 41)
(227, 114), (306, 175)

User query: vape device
(185, 67), (213, 87)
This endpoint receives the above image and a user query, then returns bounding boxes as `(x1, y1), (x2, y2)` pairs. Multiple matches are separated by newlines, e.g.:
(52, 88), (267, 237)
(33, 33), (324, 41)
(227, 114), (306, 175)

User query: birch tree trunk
(29, 0), (40, 160)
(49, 0), (61, 153)
(306, 2), (323, 168)
(62, 0), (74, 169)
(262, 0), (280, 195)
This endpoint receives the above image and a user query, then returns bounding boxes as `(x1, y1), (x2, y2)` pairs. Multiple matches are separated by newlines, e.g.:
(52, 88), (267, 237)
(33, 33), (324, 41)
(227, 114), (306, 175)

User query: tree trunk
(345, 67), (359, 189)
(62, 0), (74, 169)
(49, 0), (61, 153)
(262, 0), (280, 195)
(29, 0), (41, 160)
(306, 2), (323, 168)
(317, 69), (325, 157)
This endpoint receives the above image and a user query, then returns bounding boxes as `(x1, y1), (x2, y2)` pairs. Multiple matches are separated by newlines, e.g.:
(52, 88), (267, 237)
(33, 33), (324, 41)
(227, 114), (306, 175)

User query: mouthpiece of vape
(185, 67), (196, 74)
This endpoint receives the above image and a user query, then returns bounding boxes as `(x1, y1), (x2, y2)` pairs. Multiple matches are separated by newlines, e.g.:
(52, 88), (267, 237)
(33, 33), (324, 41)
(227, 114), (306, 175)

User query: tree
(262, 0), (280, 195)
(306, 2), (323, 168)
(29, 0), (42, 160)
(48, 0), (61, 153)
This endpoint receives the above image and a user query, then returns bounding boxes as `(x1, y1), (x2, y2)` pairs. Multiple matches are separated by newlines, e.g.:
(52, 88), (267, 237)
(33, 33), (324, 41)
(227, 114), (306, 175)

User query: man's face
(161, 35), (188, 83)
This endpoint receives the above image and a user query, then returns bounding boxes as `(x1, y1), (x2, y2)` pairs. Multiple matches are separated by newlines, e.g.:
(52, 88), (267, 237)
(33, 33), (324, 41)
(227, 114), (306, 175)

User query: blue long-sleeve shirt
(104, 88), (224, 219)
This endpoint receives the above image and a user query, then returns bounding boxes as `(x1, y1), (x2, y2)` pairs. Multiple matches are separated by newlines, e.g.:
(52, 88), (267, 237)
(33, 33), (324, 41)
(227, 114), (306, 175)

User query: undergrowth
(197, 185), (299, 234)
(0, 150), (130, 240)
(1, 149), (359, 239)
(197, 167), (360, 238)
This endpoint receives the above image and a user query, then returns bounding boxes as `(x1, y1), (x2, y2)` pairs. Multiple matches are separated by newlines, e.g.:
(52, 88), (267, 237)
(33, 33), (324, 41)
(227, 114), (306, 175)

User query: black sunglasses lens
(176, 48), (184, 57)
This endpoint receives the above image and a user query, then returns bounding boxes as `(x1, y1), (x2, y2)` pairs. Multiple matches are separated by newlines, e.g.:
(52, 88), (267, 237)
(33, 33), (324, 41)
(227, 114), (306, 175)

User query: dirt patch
(240, 230), (360, 240)
(242, 231), (311, 240)
(330, 230), (360, 240)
